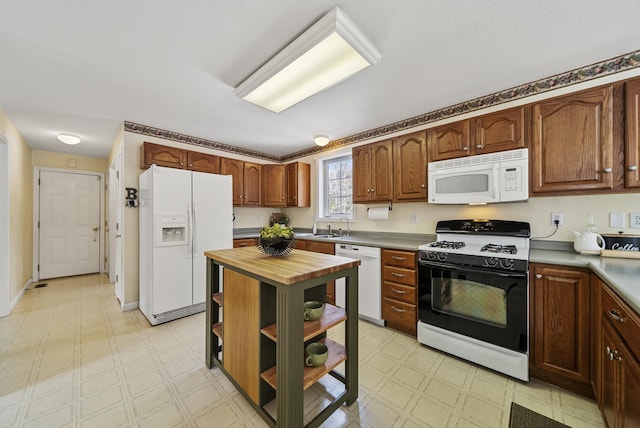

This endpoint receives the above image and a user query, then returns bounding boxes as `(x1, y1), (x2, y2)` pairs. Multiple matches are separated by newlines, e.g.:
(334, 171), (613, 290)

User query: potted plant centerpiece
(258, 223), (295, 256)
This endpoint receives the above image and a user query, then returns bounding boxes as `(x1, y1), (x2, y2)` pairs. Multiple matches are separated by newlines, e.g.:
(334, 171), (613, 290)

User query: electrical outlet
(411, 213), (419, 224)
(630, 212), (640, 228)
(551, 212), (563, 226)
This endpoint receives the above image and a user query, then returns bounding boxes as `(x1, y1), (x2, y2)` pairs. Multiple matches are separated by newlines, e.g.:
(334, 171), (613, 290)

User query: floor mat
(509, 402), (570, 428)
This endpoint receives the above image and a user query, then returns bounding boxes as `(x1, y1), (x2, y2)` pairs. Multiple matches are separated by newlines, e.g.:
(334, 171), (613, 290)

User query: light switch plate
(631, 213), (640, 229)
(610, 212), (625, 228)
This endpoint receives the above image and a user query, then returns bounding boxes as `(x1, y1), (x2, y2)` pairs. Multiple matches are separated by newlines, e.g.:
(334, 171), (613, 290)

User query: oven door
(418, 260), (527, 353)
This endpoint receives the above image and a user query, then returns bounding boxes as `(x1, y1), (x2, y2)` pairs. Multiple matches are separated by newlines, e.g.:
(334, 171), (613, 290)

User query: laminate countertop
(232, 230), (640, 315)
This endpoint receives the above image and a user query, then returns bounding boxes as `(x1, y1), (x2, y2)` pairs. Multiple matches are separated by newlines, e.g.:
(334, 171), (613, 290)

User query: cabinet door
(286, 162), (310, 207)
(371, 140), (393, 201)
(532, 85), (614, 193)
(625, 78), (640, 188)
(474, 107), (526, 154)
(619, 342), (640, 428)
(600, 319), (618, 428)
(532, 265), (591, 384)
(187, 151), (220, 173)
(221, 158), (244, 205)
(428, 120), (471, 162)
(140, 142), (187, 169)
(262, 164), (286, 207)
(352, 145), (372, 202)
(393, 131), (427, 201)
(243, 162), (262, 206)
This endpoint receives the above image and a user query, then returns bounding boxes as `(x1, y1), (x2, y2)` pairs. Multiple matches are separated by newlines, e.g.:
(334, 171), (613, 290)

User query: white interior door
(39, 170), (101, 279)
(114, 149), (123, 303)
(108, 161), (117, 282)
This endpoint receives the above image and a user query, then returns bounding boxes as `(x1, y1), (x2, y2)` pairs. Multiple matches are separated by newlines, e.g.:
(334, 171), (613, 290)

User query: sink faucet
(340, 216), (350, 236)
(327, 223), (332, 235)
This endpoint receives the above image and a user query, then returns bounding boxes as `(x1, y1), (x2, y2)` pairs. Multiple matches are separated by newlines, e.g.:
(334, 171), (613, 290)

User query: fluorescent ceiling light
(314, 135), (330, 146)
(57, 133), (81, 145)
(235, 7), (381, 113)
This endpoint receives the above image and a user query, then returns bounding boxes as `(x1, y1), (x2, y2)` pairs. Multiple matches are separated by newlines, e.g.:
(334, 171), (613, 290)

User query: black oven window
(432, 277), (507, 328)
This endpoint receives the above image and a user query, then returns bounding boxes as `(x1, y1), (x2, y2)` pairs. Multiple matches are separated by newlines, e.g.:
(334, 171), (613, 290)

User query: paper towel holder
(367, 203), (392, 212)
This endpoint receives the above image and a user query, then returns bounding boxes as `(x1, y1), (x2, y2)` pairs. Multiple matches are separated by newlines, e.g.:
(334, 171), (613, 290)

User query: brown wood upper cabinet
(530, 263), (593, 397)
(428, 107), (526, 162)
(140, 142), (187, 169)
(393, 131), (427, 201)
(352, 140), (393, 203)
(187, 151), (220, 173)
(625, 78), (640, 188)
(262, 164), (286, 207)
(531, 85), (616, 194)
(286, 162), (310, 207)
(221, 158), (262, 206)
(140, 142), (221, 173)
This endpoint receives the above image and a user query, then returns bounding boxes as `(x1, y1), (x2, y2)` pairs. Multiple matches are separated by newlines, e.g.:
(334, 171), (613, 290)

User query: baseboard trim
(121, 301), (139, 311)
(2, 278), (32, 317)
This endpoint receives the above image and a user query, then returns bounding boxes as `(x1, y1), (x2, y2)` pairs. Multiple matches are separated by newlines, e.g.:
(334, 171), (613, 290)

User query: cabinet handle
(603, 167), (612, 173)
(608, 309), (625, 323)
(238, 243), (248, 247)
(180, 162), (184, 166)
(391, 306), (406, 313)
(391, 256), (406, 261)
(420, 184), (426, 188)
(391, 272), (406, 278)
(392, 288), (407, 294)
(189, 163), (193, 167)
(628, 165), (638, 171)
(476, 144), (482, 149)
(535, 274), (542, 279)
(463, 147), (469, 151)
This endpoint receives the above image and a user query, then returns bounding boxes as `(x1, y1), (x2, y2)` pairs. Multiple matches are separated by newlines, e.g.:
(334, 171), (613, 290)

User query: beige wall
(32, 149), (108, 172)
(0, 108), (33, 306)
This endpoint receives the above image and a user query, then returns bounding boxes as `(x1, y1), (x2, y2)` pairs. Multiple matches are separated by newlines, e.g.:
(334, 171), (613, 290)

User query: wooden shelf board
(260, 338), (347, 391)
(212, 292), (223, 306)
(212, 322), (223, 338)
(260, 304), (346, 342)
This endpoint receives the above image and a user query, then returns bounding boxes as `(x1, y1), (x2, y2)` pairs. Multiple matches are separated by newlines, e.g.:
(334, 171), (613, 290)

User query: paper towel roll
(367, 207), (390, 220)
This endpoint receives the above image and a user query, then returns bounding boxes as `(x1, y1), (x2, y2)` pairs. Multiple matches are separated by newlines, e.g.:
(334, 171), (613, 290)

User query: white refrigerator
(139, 165), (233, 325)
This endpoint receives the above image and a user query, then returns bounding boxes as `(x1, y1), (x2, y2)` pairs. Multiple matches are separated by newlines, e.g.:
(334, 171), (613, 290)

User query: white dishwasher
(335, 243), (383, 325)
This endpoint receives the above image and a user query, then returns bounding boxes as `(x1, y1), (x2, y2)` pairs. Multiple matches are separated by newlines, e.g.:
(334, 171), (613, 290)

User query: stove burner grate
(481, 243), (518, 254)
(430, 240), (466, 249)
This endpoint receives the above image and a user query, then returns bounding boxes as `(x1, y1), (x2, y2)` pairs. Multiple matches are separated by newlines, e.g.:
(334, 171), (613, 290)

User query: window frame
(316, 151), (354, 221)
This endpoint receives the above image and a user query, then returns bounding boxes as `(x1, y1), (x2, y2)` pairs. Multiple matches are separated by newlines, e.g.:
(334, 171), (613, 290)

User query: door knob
(116, 234), (122, 238)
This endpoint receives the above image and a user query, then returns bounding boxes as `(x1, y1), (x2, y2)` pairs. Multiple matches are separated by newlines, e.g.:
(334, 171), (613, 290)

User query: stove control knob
(436, 252), (448, 262)
(426, 251), (437, 260)
(500, 259), (514, 269)
(484, 257), (498, 267)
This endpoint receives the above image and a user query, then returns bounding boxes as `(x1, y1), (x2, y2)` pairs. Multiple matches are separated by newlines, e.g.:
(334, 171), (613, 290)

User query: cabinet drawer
(233, 238), (256, 248)
(382, 298), (416, 335)
(382, 249), (415, 269)
(601, 285), (640, 358)
(383, 281), (416, 304)
(383, 265), (415, 286)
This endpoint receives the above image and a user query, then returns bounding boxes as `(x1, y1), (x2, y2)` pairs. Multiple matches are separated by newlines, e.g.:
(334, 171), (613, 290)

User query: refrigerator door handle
(187, 202), (193, 257)
(192, 202), (197, 254)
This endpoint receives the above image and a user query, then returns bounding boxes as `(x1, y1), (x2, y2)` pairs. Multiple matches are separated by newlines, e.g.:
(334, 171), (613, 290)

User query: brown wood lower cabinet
(381, 249), (417, 336)
(233, 238), (256, 248)
(598, 283), (640, 428)
(530, 263), (593, 397)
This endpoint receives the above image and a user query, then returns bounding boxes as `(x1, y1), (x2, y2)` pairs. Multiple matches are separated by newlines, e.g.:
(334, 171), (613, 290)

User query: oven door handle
(419, 260), (527, 279)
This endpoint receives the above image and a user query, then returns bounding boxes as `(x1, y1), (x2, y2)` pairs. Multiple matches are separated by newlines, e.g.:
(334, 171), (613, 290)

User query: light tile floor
(0, 274), (604, 427)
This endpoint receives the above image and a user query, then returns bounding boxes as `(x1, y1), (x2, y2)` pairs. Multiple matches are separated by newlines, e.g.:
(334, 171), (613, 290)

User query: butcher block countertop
(204, 246), (361, 285)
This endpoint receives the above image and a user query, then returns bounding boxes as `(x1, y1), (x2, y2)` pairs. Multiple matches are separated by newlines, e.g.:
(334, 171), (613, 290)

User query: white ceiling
(1, 0), (640, 159)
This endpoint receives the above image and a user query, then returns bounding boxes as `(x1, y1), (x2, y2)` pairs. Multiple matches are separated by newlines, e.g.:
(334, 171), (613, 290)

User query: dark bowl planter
(257, 237), (295, 256)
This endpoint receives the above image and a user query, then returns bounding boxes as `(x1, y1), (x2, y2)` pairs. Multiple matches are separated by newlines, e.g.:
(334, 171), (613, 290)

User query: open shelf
(212, 292), (223, 306)
(260, 304), (346, 342)
(260, 338), (346, 391)
(212, 322), (223, 338)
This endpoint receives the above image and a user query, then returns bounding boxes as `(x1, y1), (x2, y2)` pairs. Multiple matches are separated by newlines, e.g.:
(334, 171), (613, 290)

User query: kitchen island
(204, 246), (360, 428)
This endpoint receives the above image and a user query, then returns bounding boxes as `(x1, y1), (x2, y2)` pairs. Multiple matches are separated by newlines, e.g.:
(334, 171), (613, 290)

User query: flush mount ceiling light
(235, 7), (381, 113)
(57, 133), (81, 145)
(314, 135), (330, 146)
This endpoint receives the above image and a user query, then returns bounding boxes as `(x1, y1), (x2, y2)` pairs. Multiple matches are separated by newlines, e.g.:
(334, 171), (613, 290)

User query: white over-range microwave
(427, 148), (529, 204)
